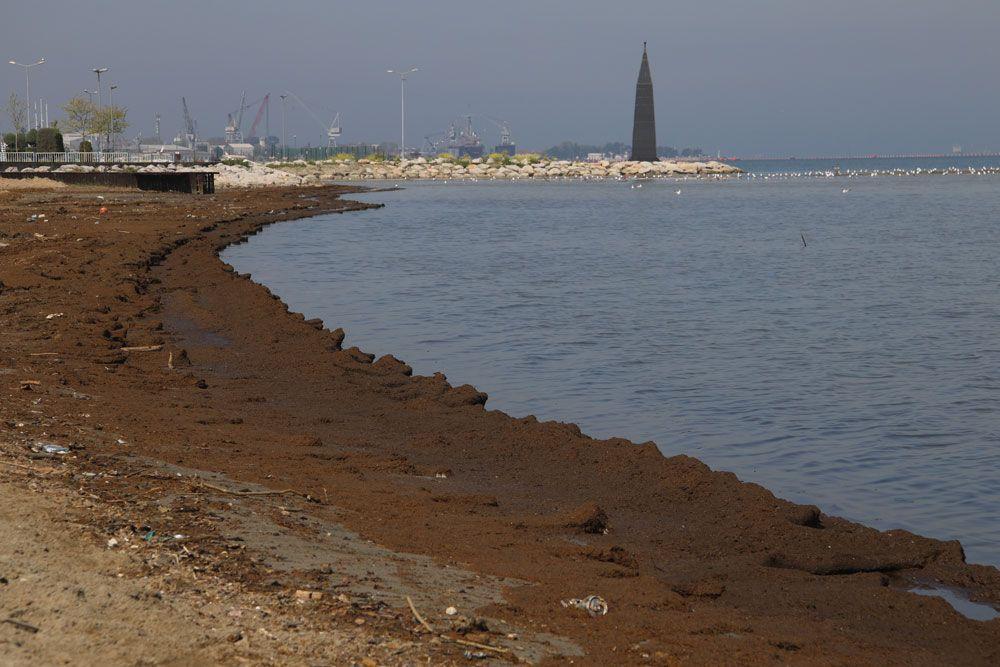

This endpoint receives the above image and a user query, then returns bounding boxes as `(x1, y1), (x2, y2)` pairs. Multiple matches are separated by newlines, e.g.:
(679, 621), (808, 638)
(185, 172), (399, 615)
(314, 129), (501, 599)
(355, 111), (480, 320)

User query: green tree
(93, 106), (129, 147)
(6, 93), (26, 150)
(36, 127), (64, 152)
(61, 96), (97, 137)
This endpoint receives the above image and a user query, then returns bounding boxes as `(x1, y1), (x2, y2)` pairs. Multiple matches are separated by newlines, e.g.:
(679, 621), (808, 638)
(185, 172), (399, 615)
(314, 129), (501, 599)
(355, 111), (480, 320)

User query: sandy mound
(0, 177), (66, 190)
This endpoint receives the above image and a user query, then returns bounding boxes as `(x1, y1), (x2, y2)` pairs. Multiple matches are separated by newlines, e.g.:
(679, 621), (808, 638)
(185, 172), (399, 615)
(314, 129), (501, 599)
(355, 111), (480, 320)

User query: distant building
(224, 143), (256, 159)
(630, 42), (657, 162)
(61, 132), (85, 150)
(139, 143), (193, 157)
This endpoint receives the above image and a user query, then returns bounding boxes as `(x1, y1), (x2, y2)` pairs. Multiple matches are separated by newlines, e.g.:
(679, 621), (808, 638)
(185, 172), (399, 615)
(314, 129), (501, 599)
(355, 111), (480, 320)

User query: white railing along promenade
(0, 151), (175, 164)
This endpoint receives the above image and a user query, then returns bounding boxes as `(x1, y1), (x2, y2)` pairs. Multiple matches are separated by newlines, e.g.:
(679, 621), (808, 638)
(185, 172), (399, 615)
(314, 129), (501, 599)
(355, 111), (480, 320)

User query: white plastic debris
(445, 606), (458, 616)
(560, 595), (608, 617)
(39, 442), (70, 454)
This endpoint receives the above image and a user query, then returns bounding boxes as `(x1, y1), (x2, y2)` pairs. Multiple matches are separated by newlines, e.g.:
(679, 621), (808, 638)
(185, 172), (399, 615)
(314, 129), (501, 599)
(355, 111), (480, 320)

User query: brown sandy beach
(1, 182), (998, 665)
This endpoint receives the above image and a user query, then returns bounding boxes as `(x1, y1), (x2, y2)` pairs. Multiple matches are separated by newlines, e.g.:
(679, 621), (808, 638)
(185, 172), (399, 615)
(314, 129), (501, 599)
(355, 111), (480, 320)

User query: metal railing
(0, 151), (175, 164)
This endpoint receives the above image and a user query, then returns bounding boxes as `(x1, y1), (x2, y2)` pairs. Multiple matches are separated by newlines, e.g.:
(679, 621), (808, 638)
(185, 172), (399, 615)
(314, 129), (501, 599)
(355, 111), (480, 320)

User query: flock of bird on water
(402, 165), (996, 192)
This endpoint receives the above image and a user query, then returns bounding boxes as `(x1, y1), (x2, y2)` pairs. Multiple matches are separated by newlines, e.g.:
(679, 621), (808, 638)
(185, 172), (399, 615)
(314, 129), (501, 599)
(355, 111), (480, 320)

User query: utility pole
(280, 94), (287, 161)
(386, 67), (418, 159)
(108, 85), (117, 150)
(265, 96), (271, 157)
(92, 67), (108, 150)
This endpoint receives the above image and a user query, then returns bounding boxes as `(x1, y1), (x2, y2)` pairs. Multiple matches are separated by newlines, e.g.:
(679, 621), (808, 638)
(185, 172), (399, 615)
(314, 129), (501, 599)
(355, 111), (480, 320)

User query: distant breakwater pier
(271, 155), (742, 181)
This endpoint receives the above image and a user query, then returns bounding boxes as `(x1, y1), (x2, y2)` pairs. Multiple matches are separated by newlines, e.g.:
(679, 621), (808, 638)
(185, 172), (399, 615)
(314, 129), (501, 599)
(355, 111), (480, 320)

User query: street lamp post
(386, 67), (418, 159)
(82, 90), (97, 144)
(92, 67), (108, 150)
(108, 85), (118, 150)
(8, 58), (45, 134)
(279, 94), (288, 161)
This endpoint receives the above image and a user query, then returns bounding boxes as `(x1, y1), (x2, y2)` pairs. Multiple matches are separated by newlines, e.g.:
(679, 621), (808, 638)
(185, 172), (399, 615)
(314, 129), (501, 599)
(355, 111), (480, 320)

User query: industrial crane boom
(235, 91), (247, 137)
(181, 97), (196, 146)
(248, 94), (269, 139)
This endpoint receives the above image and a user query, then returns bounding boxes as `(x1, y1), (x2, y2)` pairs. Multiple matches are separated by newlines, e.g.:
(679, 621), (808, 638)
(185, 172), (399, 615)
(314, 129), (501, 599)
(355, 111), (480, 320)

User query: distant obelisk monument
(630, 42), (657, 162)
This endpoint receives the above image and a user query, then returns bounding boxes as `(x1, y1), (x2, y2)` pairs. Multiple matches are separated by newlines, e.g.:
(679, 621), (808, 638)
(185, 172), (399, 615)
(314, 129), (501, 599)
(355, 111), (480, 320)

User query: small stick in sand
(406, 596), (435, 634)
(120, 345), (163, 352)
(2, 618), (40, 633)
(194, 480), (318, 502)
(452, 638), (510, 654)
(404, 597), (510, 654)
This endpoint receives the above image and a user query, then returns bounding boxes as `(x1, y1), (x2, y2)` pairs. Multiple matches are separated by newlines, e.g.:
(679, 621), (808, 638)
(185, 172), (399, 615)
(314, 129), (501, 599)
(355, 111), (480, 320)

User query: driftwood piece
(194, 480), (318, 503)
(405, 596), (510, 655)
(406, 596), (435, 633)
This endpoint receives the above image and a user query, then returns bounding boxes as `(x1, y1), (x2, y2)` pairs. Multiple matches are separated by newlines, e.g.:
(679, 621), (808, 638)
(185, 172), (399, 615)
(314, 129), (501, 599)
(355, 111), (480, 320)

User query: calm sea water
(224, 162), (1000, 566)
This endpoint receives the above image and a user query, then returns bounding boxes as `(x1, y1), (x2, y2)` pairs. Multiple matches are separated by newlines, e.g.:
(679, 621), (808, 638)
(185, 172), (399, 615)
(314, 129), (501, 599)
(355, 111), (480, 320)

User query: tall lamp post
(91, 67), (108, 150)
(108, 84), (118, 150)
(82, 90), (97, 144)
(279, 94), (288, 161)
(386, 67), (417, 159)
(8, 58), (45, 134)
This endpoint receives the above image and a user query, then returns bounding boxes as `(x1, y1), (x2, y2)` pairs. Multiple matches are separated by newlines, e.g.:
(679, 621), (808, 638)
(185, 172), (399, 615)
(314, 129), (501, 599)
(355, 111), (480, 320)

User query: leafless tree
(6, 93), (27, 151)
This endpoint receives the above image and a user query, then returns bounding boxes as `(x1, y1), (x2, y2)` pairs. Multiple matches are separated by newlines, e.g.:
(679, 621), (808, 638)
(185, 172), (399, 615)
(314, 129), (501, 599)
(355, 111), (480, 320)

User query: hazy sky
(4, 1), (1000, 156)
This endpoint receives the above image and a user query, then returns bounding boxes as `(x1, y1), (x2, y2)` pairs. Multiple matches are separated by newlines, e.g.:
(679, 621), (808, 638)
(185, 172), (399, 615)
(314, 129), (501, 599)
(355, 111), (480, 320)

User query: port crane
(486, 117), (512, 147)
(424, 130), (448, 155)
(285, 91), (342, 149)
(247, 94), (269, 142)
(226, 93), (271, 144)
(225, 91), (248, 143)
(181, 97), (196, 148)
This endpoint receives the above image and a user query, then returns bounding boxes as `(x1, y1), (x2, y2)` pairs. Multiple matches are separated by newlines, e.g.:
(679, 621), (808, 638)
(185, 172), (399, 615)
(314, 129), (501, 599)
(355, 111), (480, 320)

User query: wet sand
(1, 183), (998, 665)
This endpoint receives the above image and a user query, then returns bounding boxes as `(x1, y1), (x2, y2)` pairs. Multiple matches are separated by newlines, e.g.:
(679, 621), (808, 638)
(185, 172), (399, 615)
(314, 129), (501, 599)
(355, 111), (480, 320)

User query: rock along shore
(4, 155), (739, 190)
(270, 155), (742, 181)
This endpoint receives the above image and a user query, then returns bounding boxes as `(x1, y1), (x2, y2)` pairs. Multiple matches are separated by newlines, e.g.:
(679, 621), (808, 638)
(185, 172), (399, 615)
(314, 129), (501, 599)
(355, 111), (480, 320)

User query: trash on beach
(463, 651), (490, 660)
(99, 206), (108, 215)
(294, 590), (323, 601)
(107, 537), (119, 548)
(38, 442), (70, 455)
(45, 312), (64, 320)
(143, 530), (156, 542)
(445, 606), (458, 616)
(561, 595), (608, 617)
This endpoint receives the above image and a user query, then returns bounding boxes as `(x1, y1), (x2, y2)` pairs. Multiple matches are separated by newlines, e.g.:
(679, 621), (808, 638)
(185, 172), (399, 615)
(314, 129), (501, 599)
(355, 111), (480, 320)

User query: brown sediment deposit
(1, 183), (998, 665)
